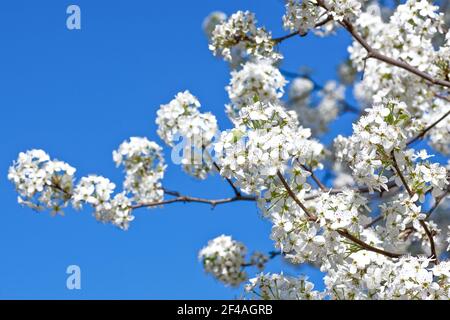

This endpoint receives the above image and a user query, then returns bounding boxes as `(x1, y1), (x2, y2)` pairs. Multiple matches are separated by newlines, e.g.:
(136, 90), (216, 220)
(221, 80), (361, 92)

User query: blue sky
(0, 0), (356, 299)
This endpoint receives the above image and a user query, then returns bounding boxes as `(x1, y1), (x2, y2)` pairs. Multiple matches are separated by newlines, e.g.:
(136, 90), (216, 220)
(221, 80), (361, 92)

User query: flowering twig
(300, 164), (327, 191)
(277, 170), (403, 258)
(276, 170), (317, 220)
(303, 0), (450, 89)
(390, 151), (439, 263)
(213, 161), (242, 196)
(273, 15), (333, 43)
(406, 108), (450, 145)
(336, 229), (402, 258)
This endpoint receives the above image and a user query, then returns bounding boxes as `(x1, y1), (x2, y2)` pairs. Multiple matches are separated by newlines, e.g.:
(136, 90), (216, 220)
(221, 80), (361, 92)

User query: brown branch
(276, 170), (317, 220)
(337, 229), (402, 258)
(273, 15), (333, 43)
(241, 251), (281, 268)
(313, 0), (450, 89)
(303, 180), (398, 201)
(364, 215), (384, 229)
(425, 192), (448, 220)
(213, 161), (242, 196)
(390, 152), (439, 263)
(301, 164), (327, 191)
(273, 31), (301, 43)
(406, 108), (450, 145)
(391, 151), (413, 197)
(419, 220), (439, 263)
(131, 193), (255, 210)
(277, 170), (404, 259)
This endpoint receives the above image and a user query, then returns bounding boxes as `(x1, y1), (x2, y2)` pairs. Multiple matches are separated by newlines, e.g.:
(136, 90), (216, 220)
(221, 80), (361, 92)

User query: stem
(390, 152), (439, 263)
(391, 151), (413, 197)
(276, 170), (317, 220)
(241, 251), (281, 268)
(301, 164), (327, 191)
(337, 229), (402, 258)
(131, 193), (255, 210)
(309, 0), (450, 89)
(213, 161), (242, 196)
(406, 108), (450, 145)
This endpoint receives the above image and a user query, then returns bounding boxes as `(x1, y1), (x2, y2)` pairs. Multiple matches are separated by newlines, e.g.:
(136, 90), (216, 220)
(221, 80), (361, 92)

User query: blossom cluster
(288, 79), (345, 135)
(283, 0), (322, 35)
(226, 60), (287, 120)
(9, 137), (168, 230)
(215, 100), (324, 194)
(208, 11), (282, 64)
(349, 1), (449, 154)
(245, 273), (324, 300)
(325, 256), (450, 299)
(334, 100), (410, 192)
(198, 235), (248, 287)
(72, 175), (135, 230)
(113, 137), (165, 204)
(156, 91), (218, 179)
(8, 149), (76, 214)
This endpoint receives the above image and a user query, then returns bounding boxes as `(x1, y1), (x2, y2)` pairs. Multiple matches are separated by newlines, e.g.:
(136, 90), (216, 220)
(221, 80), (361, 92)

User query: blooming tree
(8, 0), (450, 299)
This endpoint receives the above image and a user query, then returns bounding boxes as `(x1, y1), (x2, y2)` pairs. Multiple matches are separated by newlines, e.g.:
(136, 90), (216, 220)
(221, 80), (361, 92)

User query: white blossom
(8, 150), (76, 214)
(209, 11), (282, 64)
(246, 273), (324, 300)
(199, 235), (247, 286)
(156, 91), (218, 179)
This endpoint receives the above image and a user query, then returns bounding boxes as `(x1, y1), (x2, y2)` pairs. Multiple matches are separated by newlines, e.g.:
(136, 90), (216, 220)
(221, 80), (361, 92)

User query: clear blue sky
(0, 0), (356, 299)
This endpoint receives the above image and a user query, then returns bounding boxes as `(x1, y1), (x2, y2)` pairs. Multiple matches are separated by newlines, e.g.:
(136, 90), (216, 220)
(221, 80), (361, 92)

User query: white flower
(246, 273), (324, 300)
(156, 91), (218, 179)
(209, 11), (282, 64)
(199, 235), (247, 286)
(113, 137), (166, 203)
(8, 149), (76, 214)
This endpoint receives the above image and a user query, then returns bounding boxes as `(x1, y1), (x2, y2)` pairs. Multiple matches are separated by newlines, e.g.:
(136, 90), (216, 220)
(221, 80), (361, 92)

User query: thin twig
(406, 108), (450, 145)
(391, 151), (413, 197)
(390, 152), (439, 263)
(277, 170), (403, 259)
(301, 164), (327, 191)
(337, 229), (402, 258)
(131, 193), (255, 210)
(306, 0), (450, 89)
(419, 220), (439, 263)
(241, 251), (282, 268)
(276, 170), (316, 220)
(213, 161), (241, 196)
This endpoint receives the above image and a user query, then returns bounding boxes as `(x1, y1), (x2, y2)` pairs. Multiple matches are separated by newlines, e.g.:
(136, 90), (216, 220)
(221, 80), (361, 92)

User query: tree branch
(390, 151), (439, 263)
(276, 170), (317, 220)
(131, 193), (255, 210)
(213, 161), (242, 196)
(301, 164), (327, 191)
(337, 229), (402, 258)
(277, 170), (404, 259)
(312, 0), (450, 89)
(406, 108), (450, 145)
(241, 251), (282, 268)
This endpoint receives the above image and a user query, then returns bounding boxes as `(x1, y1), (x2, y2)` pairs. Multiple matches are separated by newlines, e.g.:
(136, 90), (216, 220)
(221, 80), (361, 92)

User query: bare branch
(131, 193), (255, 210)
